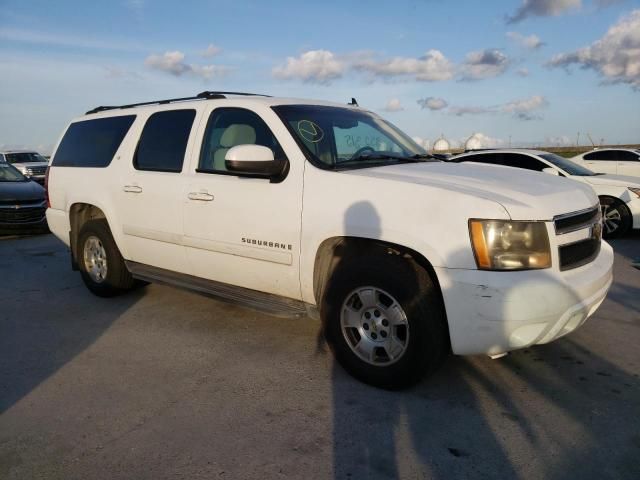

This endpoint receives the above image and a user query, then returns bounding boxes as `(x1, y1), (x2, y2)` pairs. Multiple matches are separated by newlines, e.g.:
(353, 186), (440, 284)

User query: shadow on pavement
(0, 235), (144, 413)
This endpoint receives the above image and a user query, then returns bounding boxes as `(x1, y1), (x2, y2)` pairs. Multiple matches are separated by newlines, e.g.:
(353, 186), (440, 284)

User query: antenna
(348, 98), (358, 106)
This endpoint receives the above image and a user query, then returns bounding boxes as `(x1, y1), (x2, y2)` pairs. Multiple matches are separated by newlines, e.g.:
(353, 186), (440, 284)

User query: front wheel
(322, 252), (448, 389)
(599, 196), (631, 239)
(77, 220), (136, 297)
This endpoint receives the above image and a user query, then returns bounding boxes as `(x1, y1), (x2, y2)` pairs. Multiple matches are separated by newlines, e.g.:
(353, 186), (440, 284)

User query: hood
(0, 179), (46, 203)
(343, 162), (598, 220)
(583, 173), (640, 188)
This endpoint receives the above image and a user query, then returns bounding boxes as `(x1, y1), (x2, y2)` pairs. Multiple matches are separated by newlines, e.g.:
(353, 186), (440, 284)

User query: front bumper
(435, 242), (614, 356)
(0, 204), (48, 234)
(627, 196), (640, 229)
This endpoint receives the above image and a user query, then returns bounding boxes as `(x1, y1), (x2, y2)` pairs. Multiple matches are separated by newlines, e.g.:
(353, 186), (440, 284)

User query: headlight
(629, 187), (640, 199)
(469, 220), (551, 271)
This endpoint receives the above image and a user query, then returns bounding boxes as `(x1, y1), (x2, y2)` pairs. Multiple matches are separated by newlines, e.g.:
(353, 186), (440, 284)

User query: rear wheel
(322, 252), (448, 389)
(599, 196), (631, 239)
(78, 220), (136, 297)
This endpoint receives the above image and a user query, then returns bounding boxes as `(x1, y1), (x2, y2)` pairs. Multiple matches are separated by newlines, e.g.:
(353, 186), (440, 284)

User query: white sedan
(454, 149), (640, 239)
(571, 148), (640, 178)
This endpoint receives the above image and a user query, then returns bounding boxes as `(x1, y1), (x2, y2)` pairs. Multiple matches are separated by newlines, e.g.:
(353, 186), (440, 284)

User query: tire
(322, 252), (448, 389)
(599, 196), (631, 239)
(77, 219), (136, 297)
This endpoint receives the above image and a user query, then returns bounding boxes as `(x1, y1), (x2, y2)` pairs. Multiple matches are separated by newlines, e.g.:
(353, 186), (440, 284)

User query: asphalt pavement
(0, 232), (639, 479)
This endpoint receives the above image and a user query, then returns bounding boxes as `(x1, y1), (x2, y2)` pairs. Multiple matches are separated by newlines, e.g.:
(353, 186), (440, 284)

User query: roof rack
(85, 91), (271, 115)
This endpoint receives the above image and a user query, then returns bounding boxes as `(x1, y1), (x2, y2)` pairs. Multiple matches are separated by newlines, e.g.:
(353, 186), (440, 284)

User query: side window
(52, 115), (136, 167)
(502, 154), (546, 172)
(584, 150), (615, 161)
(134, 109), (195, 172)
(462, 153), (502, 165)
(619, 151), (640, 161)
(198, 108), (285, 173)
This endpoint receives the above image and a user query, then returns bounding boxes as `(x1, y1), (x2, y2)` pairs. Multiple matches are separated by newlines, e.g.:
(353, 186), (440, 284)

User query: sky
(1, 0), (639, 153)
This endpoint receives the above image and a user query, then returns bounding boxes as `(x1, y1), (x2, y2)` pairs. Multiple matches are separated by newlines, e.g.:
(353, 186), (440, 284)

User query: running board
(126, 261), (309, 319)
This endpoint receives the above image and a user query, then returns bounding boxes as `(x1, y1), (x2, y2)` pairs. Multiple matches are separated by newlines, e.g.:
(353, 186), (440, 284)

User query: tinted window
(462, 153), (547, 172)
(501, 154), (546, 171)
(53, 115), (136, 167)
(583, 150), (618, 161)
(199, 108), (284, 173)
(135, 110), (195, 172)
(618, 150), (640, 161)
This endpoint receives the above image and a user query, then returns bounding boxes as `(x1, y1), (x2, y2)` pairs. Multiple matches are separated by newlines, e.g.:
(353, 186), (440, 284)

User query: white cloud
(449, 105), (494, 117)
(272, 50), (345, 84)
(417, 97), (448, 110)
(546, 135), (573, 146)
(145, 51), (230, 79)
(506, 32), (544, 49)
(446, 95), (548, 120)
(507, 0), (581, 24)
(412, 137), (430, 150)
(353, 50), (455, 82)
(0, 27), (144, 52)
(501, 95), (548, 120)
(461, 49), (510, 80)
(547, 9), (640, 91)
(463, 133), (506, 149)
(516, 67), (530, 77)
(201, 44), (222, 58)
(382, 98), (404, 112)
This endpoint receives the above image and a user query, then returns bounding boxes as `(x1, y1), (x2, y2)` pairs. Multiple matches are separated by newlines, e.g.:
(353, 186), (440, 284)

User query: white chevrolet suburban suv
(46, 92), (613, 388)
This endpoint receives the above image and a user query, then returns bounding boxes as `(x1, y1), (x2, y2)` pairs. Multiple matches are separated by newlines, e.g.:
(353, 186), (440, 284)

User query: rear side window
(135, 109), (195, 172)
(53, 115), (136, 167)
(584, 150), (616, 161)
(618, 151), (640, 161)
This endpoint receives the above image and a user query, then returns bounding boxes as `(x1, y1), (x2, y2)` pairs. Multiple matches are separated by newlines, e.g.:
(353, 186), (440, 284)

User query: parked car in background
(453, 149), (640, 239)
(0, 150), (49, 184)
(572, 148), (640, 177)
(0, 162), (48, 234)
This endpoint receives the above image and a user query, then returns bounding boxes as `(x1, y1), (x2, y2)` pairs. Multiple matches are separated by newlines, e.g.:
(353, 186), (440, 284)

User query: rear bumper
(45, 208), (71, 246)
(435, 242), (614, 356)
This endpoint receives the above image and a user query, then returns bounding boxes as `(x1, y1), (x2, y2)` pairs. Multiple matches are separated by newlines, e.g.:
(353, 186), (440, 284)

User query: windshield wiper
(409, 153), (446, 161)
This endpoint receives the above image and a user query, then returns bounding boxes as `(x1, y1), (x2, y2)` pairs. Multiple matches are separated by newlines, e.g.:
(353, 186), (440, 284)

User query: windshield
(539, 153), (597, 176)
(5, 152), (48, 164)
(0, 162), (27, 182)
(273, 105), (429, 169)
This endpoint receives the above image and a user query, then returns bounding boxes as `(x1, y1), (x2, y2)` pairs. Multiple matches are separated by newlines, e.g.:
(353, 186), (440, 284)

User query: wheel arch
(68, 203), (118, 269)
(312, 236), (451, 349)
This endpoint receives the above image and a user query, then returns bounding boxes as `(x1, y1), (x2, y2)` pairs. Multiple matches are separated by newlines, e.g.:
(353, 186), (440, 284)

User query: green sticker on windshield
(297, 120), (324, 143)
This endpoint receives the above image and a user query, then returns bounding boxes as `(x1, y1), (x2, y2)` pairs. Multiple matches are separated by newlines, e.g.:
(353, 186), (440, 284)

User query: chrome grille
(25, 165), (47, 176)
(554, 205), (600, 235)
(554, 205), (602, 271)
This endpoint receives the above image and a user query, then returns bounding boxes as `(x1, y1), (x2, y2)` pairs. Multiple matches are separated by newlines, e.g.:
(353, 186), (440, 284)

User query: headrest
(220, 124), (256, 147)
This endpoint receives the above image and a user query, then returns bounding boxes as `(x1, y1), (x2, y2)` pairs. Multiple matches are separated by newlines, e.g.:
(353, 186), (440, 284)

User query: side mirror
(225, 145), (286, 178)
(542, 167), (559, 176)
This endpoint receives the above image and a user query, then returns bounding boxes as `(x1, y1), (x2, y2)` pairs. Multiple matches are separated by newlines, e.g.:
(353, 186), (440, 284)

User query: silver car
(0, 150), (49, 184)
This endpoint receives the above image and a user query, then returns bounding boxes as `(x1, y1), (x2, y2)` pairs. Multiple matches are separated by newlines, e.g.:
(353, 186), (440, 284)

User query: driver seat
(212, 124), (257, 171)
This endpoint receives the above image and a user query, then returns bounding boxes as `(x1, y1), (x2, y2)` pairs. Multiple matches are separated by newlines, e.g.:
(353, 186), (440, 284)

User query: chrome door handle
(123, 185), (142, 193)
(188, 192), (214, 201)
